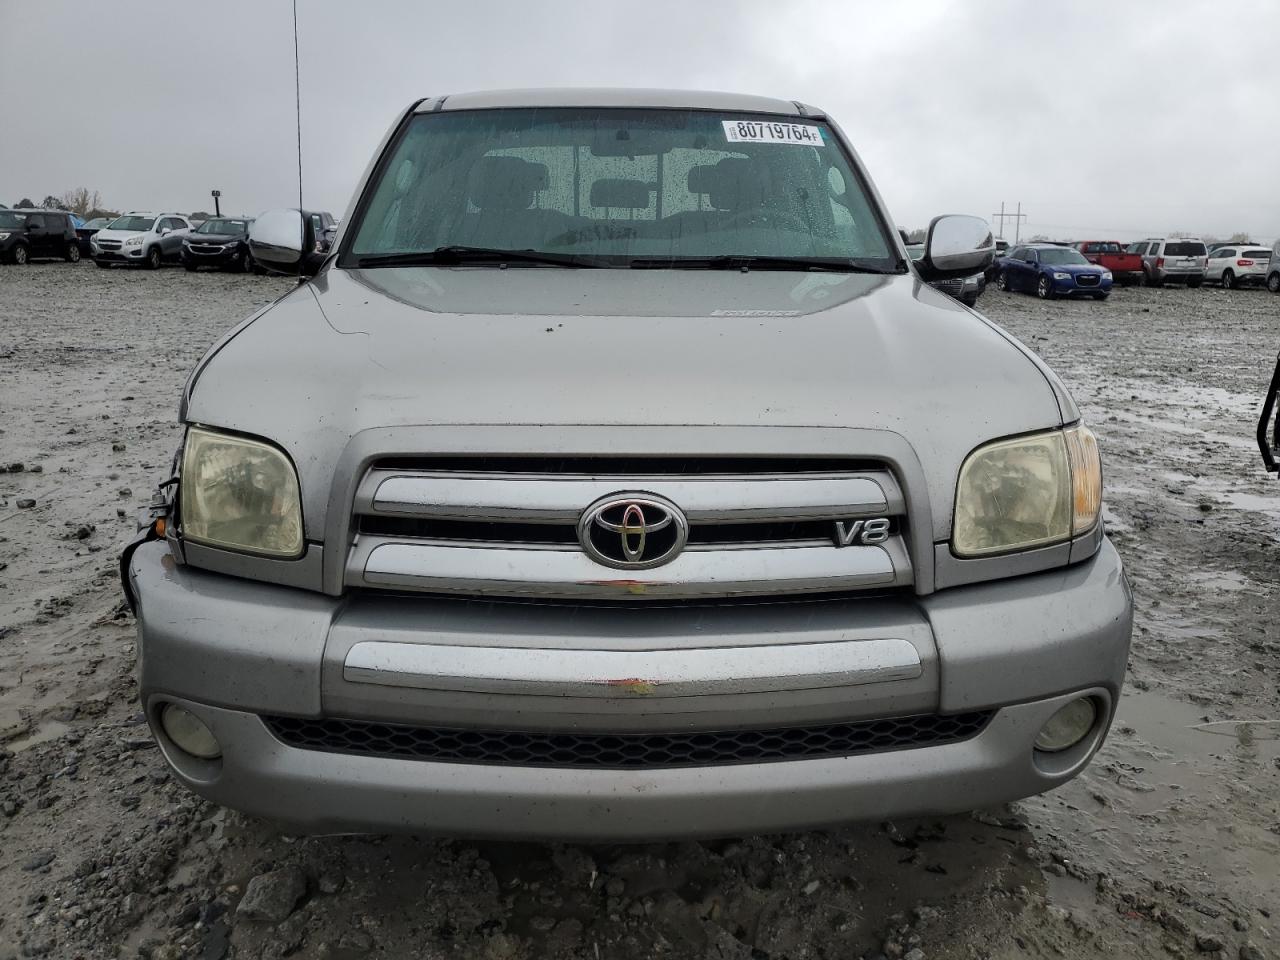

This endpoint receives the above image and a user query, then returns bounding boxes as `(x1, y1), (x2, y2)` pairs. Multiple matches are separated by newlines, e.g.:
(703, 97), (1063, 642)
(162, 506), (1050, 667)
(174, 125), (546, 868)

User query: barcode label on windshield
(723, 120), (824, 146)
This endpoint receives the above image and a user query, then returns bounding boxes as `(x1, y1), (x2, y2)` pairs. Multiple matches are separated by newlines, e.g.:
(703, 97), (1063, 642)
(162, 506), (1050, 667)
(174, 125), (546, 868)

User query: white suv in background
(1205, 244), (1273, 289)
(91, 212), (193, 269)
(1127, 237), (1208, 287)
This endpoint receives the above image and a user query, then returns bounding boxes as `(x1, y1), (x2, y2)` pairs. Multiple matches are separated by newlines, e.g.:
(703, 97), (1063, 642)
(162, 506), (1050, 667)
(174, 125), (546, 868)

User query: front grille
(347, 457), (912, 599)
(189, 243), (226, 254)
(263, 711), (993, 769)
(97, 240), (121, 251)
(1076, 274), (1100, 287)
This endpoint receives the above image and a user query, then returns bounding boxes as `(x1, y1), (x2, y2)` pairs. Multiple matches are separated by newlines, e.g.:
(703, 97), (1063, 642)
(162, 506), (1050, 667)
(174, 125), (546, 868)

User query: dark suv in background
(182, 217), (255, 272)
(0, 209), (81, 264)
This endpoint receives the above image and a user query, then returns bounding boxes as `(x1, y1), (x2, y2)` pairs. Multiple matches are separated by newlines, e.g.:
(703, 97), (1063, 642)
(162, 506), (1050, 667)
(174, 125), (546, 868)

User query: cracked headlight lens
(953, 427), (1102, 557)
(180, 427), (303, 558)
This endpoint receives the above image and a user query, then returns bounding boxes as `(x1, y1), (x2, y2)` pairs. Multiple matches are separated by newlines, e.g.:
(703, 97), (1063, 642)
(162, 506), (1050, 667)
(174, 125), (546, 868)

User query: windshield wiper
(627, 255), (901, 273)
(354, 246), (603, 268)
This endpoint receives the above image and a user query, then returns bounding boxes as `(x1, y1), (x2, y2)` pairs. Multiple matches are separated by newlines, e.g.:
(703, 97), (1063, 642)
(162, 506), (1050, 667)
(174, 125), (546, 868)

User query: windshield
(108, 215), (155, 232)
(1165, 241), (1206, 256)
(0, 211), (28, 228)
(347, 108), (896, 269)
(83, 218), (111, 229)
(1038, 248), (1089, 265)
(1090, 242), (1121, 253)
(196, 219), (248, 236)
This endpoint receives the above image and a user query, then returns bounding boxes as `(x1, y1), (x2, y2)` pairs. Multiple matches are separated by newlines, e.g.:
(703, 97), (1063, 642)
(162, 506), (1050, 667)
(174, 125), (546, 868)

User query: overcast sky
(2, 0), (1277, 242)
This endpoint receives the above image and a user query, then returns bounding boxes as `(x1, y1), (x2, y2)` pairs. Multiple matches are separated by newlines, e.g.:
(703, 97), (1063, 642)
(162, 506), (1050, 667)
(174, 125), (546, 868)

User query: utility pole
(991, 201), (1027, 242)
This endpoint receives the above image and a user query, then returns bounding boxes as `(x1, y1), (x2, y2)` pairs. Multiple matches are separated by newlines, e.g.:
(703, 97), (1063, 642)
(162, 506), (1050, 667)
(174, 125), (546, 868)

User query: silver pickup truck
(122, 88), (1132, 840)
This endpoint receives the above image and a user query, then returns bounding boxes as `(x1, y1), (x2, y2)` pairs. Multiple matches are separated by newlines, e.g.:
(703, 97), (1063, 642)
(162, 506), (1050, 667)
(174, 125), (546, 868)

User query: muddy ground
(0, 262), (1277, 960)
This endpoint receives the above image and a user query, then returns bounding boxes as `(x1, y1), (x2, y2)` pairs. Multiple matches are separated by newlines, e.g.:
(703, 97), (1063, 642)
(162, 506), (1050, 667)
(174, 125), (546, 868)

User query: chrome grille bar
(358, 470), (900, 523)
(351, 537), (907, 599)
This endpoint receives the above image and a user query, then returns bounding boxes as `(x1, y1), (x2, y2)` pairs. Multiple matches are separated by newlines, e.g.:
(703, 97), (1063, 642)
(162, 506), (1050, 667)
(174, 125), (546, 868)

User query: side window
(1081, 242), (1094, 254)
(1025, 249), (1038, 264)
(1217, 248), (1234, 259)
(27, 214), (45, 230)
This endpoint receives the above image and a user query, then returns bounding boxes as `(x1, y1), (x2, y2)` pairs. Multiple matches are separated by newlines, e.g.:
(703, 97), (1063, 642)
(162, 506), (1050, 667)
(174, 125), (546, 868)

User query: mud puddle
(1030, 687), (1280, 934)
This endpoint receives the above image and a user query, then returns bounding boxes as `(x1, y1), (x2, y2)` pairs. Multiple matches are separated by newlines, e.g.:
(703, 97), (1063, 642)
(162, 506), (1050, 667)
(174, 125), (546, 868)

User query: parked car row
(1, 208), (338, 273)
(994, 236), (1280, 299)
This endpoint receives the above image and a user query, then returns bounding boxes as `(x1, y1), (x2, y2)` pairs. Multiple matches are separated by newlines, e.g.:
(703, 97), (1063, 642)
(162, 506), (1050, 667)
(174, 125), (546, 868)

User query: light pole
(211, 189), (221, 217)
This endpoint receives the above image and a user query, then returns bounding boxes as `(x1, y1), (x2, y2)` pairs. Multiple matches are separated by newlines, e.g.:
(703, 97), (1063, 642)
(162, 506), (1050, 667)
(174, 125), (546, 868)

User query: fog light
(160, 703), (221, 759)
(1035, 697), (1097, 753)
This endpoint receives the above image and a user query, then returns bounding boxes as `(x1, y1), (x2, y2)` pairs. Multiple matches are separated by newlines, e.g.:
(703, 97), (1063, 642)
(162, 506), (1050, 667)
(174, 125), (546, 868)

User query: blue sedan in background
(996, 243), (1113, 300)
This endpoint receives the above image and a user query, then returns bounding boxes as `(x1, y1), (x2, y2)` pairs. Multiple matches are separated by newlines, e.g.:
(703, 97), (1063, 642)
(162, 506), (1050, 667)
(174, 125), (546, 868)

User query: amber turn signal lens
(1064, 425), (1102, 535)
(154, 518), (167, 537)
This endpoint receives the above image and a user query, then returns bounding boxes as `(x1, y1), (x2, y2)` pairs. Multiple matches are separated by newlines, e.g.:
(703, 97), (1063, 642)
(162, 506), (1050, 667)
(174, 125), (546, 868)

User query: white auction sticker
(722, 119), (824, 146)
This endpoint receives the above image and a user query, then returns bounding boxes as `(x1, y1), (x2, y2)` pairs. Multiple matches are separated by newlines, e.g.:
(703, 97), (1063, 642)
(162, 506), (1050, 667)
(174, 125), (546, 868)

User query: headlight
(180, 427), (304, 558)
(182, 239), (191, 248)
(123, 235), (144, 246)
(1052, 272), (1070, 280)
(0, 232), (9, 241)
(1102, 271), (1113, 279)
(952, 426), (1102, 557)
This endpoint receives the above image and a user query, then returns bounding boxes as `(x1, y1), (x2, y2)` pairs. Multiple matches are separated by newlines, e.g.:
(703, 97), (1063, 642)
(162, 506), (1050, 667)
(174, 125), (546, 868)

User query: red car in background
(1075, 241), (1143, 285)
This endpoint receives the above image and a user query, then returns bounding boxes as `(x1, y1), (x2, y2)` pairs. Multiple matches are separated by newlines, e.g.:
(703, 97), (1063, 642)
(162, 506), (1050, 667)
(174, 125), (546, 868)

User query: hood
(93, 228), (146, 243)
(187, 266), (1074, 541)
(185, 232), (244, 244)
(1047, 262), (1103, 274)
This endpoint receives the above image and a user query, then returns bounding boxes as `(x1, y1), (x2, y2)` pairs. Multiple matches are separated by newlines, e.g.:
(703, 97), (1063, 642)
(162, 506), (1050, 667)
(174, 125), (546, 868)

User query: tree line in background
(2, 188), (119, 221)
(0, 187), (218, 222)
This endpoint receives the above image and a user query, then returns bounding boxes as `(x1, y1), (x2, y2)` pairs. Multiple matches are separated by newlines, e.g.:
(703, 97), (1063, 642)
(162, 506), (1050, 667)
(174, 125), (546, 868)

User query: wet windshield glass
(0, 211), (29, 228)
(196, 219), (248, 235)
(1038, 248), (1090, 265)
(108, 216), (156, 232)
(348, 108), (895, 268)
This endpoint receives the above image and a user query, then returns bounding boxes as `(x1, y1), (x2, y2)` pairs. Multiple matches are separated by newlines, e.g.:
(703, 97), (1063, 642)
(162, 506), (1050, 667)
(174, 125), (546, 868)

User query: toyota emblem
(577, 493), (689, 570)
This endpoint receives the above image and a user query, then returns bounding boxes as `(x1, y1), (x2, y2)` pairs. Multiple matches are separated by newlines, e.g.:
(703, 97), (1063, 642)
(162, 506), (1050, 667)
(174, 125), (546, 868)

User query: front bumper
(182, 246), (241, 267)
(128, 539), (1132, 839)
(93, 245), (146, 262)
(1051, 276), (1113, 295)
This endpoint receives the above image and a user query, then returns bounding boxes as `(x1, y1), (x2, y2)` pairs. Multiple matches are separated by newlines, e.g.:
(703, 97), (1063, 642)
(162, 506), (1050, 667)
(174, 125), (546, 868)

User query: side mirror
(249, 209), (324, 277)
(917, 214), (995, 281)
(158, 227), (170, 236)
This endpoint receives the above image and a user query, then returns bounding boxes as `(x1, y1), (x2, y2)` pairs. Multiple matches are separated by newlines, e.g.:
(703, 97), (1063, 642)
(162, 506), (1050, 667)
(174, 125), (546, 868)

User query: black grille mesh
(263, 711), (992, 769)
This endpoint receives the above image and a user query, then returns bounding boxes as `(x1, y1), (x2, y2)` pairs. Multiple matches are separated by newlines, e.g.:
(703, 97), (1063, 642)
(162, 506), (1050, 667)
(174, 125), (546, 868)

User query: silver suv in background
(1266, 241), (1280, 294)
(1205, 244), (1273, 289)
(1127, 237), (1207, 287)
(122, 89), (1132, 840)
(92, 212), (192, 269)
